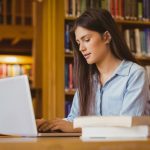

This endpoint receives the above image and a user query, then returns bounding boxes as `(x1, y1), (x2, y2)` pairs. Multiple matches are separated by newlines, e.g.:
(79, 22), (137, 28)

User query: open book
(73, 116), (150, 128)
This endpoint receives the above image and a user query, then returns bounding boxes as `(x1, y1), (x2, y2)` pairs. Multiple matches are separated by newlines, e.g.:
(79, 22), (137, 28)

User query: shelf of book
(65, 16), (150, 26)
(136, 55), (150, 61)
(0, 0), (42, 118)
(116, 20), (150, 26)
(0, 55), (32, 80)
(65, 16), (150, 25)
(65, 52), (74, 58)
(65, 0), (150, 20)
(0, 0), (32, 25)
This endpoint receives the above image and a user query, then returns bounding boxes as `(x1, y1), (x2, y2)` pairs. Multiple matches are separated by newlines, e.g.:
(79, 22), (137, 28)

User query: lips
(83, 53), (91, 59)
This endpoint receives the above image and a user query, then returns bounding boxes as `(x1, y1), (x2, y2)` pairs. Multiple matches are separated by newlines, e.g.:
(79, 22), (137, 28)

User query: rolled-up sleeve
(120, 68), (149, 115)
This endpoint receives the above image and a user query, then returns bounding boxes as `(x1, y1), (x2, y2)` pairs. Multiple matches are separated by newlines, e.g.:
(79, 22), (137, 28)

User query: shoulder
(124, 60), (145, 77)
(123, 61), (148, 89)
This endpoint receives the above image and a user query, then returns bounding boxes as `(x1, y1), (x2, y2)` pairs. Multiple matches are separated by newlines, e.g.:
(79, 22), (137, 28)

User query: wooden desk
(0, 137), (150, 150)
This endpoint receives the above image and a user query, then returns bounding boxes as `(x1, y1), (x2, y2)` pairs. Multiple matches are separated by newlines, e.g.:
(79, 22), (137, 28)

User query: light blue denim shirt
(66, 60), (150, 122)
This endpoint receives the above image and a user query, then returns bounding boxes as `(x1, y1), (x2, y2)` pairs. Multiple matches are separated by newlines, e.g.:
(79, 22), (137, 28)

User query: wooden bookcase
(0, 0), (42, 118)
(64, 0), (150, 117)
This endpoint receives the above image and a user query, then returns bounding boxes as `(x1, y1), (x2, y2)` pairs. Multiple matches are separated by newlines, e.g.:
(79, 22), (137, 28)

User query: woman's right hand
(36, 118), (52, 133)
(36, 118), (81, 133)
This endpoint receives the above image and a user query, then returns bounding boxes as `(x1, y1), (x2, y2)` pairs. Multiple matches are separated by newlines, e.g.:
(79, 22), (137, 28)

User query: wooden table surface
(0, 136), (150, 150)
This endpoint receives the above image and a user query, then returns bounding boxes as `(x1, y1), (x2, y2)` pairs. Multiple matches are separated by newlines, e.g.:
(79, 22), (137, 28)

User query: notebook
(0, 75), (81, 137)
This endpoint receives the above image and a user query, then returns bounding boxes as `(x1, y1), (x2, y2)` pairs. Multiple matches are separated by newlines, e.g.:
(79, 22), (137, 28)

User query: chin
(86, 60), (95, 65)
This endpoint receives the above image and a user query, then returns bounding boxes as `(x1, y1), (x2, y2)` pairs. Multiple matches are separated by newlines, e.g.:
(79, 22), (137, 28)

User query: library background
(0, 0), (150, 120)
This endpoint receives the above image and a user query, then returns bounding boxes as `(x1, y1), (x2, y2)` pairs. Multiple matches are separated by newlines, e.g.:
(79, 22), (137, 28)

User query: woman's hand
(36, 118), (81, 133)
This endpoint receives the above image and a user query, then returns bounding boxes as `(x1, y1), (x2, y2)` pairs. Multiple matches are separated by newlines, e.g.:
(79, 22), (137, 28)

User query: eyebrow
(76, 34), (91, 42)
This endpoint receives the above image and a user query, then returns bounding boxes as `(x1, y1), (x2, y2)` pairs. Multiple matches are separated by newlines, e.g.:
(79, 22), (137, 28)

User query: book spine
(65, 100), (72, 117)
(134, 28), (142, 56)
(140, 30), (145, 55)
(72, 0), (75, 17)
(76, 0), (81, 17)
(0, 0), (3, 24)
(6, 0), (12, 24)
(65, 63), (69, 89)
(24, 0), (32, 25)
(114, 0), (119, 19)
(143, 29), (148, 55)
(129, 29), (136, 54)
(65, 24), (70, 52)
(65, 0), (68, 17)
(147, 29), (150, 56)
(137, 0), (143, 20)
(124, 29), (130, 49)
(15, 0), (22, 24)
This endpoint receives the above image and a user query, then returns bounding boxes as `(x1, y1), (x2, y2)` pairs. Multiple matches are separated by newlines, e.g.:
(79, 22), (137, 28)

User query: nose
(79, 43), (86, 52)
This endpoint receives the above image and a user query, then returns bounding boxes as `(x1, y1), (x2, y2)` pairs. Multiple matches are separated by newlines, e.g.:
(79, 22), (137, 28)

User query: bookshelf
(0, 0), (33, 81)
(0, 0), (42, 118)
(64, 0), (150, 117)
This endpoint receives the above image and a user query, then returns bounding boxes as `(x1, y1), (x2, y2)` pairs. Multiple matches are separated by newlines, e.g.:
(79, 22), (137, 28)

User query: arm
(36, 91), (81, 133)
(120, 68), (149, 115)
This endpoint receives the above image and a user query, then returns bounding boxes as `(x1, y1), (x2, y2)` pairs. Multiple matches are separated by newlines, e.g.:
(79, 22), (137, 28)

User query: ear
(103, 31), (111, 44)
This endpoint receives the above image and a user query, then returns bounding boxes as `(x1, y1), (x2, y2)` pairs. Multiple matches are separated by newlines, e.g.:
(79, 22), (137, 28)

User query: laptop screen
(0, 75), (38, 136)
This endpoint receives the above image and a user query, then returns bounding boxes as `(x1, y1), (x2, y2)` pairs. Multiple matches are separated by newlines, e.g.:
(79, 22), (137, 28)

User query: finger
(36, 118), (46, 128)
(38, 119), (61, 132)
(49, 121), (66, 132)
(50, 118), (62, 125)
(48, 119), (63, 129)
(38, 121), (50, 132)
(38, 121), (49, 131)
(48, 122), (59, 130)
(50, 125), (60, 131)
(42, 125), (52, 132)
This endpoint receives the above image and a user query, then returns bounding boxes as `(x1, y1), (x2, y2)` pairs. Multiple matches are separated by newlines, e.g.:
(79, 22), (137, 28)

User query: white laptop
(0, 75), (80, 137)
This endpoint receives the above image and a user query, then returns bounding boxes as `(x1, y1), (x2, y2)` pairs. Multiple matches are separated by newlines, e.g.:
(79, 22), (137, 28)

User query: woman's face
(75, 26), (110, 65)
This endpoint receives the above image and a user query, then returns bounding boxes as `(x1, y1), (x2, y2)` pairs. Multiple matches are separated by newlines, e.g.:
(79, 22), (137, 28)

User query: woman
(37, 9), (150, 133)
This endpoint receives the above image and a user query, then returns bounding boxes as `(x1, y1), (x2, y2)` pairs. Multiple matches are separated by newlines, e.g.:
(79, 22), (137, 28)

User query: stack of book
(73, 116), (150, 138)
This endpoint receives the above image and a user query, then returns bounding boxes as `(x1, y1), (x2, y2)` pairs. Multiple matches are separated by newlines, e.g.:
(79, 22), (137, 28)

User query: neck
(96, 52), (122, 83)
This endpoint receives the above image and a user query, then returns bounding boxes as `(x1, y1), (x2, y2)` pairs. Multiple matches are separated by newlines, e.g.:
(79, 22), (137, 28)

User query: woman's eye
(85, 39), (90, 42)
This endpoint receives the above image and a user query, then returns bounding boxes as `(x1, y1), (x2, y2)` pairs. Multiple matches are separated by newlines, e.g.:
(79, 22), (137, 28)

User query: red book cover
(120, 0), (124, 19)
(0, 65), (3, 78)
(115, 0), (119, 19)
(111, 0), (115, 18)
(2, 64), (7, 77)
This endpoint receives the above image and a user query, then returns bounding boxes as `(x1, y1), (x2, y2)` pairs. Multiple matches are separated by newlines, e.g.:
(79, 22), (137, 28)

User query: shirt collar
(95, 59), (133, 88)
(115, 60), (133, 76)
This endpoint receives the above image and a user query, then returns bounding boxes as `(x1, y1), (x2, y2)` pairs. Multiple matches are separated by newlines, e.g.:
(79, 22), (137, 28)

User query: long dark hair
(70, 9), (136, 116)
